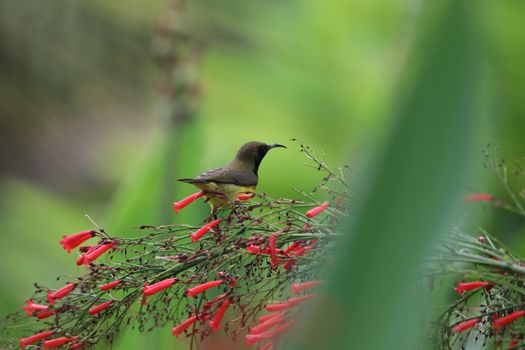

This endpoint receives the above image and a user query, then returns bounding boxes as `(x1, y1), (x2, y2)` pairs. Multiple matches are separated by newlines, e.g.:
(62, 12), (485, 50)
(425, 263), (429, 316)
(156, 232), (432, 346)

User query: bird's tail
(177, 178), (205, 184)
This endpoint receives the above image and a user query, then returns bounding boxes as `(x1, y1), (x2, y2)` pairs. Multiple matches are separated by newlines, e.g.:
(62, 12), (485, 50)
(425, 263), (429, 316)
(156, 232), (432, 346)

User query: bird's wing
(195, 166), (257, 187)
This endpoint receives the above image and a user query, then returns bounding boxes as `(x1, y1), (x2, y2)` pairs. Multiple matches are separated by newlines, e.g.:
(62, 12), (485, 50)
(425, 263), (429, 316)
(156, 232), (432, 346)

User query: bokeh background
(1, 0), (524, 349)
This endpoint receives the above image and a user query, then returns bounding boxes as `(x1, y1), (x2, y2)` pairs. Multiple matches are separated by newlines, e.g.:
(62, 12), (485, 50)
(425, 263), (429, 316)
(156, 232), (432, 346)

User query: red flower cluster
(245, 315), (298, 347)
(246, 237), (317, 270)
(15, 184), (333, 348)
(244, 281), (320, 347)
(22, 232), (127, 346)
(246, 245), (282, 255)
(60, 230), (96, 253)
(171, 298), (231, 337)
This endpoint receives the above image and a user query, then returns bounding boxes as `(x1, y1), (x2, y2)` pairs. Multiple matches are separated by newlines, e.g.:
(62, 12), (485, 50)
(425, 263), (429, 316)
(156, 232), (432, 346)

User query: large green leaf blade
(297, 1), (483, 349)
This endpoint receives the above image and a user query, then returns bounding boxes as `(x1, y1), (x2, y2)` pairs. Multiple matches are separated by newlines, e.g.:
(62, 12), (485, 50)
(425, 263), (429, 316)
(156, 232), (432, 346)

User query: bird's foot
(207, 191), (229, 201)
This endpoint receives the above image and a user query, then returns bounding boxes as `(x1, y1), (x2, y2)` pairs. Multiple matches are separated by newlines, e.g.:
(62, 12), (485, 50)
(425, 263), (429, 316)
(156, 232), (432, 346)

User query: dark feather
(178, 141), (284, 188)
(198, 166), (257, 186)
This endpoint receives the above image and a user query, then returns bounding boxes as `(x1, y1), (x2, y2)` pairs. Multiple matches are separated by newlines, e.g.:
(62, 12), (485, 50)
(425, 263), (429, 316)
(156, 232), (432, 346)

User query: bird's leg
(208, 191), (229, 201)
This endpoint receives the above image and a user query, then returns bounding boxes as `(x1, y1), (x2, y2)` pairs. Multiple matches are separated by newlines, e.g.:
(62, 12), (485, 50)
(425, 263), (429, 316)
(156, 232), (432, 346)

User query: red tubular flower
(274, 319), (297, 335)
(287, 294), (316, 305)
(237, 192), (255, 201)
(76, 256), (86, 265)
(245, 331), (275, 347)
(250, 314), (285, 334)
(455, 281), (491, 293)
(173, 191), (204, 214)
(305, 201), (329, 218)
(60, 230), (96, 253)
(36, 310), (56, 319)
(259, 341), (274, 350)
(246, 245), (262, 254)
(187, 280), (223, 297)
(172, 315), (198, 337)
(47, 283), (76, 304)
(265, 303), (292, 312)
(43, 336), (78, 349)
(259, 312), (283, 323)
(190, 219), (221, 243)
(269, 233), (279, 268)
(463, 193), (493, 202)
(282, 259), (296, 270)
(203, 292), (228, 310)
(100, 280), (121, 291)
(246, 245), (283, 256)
(209, 299), (231, 331)
(493, 311), (525, 329)
(23, 299), (49, 315)
(76, 245), (100, 265)
(78, 245), (95, 253)
(19, 330), (54, 350)
(70, 342), (84, 350)
(284, 242), (302, 254)
(82, 242), (116, 265)
(144, 278), (178, 297)
(509, 339), (519, 348)
(88, 301), (113, 315)
(453, 318), (480, 332)
(290, 246), (311, 257)
(291, 280), (323, 294)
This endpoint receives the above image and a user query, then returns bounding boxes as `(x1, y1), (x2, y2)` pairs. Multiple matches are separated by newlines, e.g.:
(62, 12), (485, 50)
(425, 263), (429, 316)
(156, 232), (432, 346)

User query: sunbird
(178, 141), (286, 210)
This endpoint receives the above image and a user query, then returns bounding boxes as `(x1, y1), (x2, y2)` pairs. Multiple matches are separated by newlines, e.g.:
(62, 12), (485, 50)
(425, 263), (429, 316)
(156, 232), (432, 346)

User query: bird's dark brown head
(234, 141), (286, 174)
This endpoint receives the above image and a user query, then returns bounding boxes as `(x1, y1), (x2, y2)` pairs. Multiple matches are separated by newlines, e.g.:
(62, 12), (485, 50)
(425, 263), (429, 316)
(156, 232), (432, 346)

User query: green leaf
(295, 1), (483, 349)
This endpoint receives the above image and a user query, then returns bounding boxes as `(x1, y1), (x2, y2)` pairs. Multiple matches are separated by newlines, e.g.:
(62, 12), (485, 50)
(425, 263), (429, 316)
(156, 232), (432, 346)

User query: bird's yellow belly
(193, 182), (255, 209)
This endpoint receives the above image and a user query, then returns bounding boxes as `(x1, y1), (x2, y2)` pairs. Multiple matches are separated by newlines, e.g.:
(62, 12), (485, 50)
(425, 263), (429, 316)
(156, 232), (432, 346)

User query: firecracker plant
(4, 142), (525, 350)
(0, 142), (350, 350)
(427, 145), (525, 350)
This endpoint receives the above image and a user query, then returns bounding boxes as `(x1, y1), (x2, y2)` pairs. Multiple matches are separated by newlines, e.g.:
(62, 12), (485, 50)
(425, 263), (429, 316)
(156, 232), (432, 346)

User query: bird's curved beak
(268, 143), (286, 149)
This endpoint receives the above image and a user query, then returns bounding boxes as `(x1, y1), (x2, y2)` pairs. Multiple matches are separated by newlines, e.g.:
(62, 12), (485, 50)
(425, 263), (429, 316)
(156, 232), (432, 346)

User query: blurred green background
(1, 0), (524, 349)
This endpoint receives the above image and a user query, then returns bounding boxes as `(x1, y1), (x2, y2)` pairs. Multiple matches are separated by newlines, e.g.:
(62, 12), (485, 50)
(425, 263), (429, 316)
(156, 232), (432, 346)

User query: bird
(178, 141), (286, 210)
